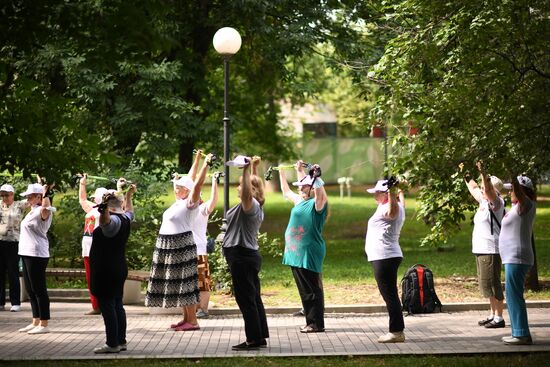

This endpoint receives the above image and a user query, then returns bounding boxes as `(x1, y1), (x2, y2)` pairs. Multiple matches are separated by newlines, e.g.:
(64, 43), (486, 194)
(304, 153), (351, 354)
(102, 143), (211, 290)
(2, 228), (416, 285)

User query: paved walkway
(1, 302), (549, 360)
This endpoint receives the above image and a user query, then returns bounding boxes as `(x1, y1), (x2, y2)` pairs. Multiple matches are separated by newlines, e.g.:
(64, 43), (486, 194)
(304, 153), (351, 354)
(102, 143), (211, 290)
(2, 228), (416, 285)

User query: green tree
(344, 1), (549, 287)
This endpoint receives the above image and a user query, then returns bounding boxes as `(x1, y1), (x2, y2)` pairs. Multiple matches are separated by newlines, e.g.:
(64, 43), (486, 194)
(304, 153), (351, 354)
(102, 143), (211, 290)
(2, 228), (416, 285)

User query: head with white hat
(366, 179), (392, 203)
(504, 175), (536, 203)
(172, 175), (195, 200)
(20, 183), (45, 205)
(292, 175), (315, 199)
(0, 184), (15, 204)
(90, 187), (108, 205)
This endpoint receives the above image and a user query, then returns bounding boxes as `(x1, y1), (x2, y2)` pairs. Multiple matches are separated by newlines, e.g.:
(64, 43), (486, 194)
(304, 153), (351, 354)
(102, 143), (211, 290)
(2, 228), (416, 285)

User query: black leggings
(21, 256), (50, 320)
(0, 240), (20, 306)
(371, 257), (404, 332)
(291, 267), (324, 329)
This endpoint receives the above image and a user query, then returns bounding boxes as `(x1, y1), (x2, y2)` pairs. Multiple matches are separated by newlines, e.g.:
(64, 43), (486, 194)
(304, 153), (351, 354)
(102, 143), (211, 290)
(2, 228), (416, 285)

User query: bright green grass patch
(3, 354), (549, 367)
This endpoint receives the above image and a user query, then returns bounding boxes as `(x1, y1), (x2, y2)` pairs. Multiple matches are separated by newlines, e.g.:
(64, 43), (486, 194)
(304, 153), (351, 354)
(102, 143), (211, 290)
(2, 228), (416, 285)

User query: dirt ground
(210, 277), (550, 308)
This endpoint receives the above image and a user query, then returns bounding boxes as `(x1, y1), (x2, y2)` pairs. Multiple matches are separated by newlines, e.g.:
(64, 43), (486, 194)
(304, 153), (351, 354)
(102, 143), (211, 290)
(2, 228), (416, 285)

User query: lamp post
(213, 27), (242, 240)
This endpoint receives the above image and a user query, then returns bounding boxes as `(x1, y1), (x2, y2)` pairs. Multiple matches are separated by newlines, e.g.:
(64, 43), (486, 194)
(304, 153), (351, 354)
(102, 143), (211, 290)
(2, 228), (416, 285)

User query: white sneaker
(94, 344), (121, 354)
(27, 326), (50, 334)
(378, 331), (405, 343)
(10, 305), (21, 312)
(18, 323), (37, 332)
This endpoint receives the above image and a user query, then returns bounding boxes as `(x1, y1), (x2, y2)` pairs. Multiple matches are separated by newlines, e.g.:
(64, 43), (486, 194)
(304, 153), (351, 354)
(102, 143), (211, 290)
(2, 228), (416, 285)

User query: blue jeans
(504, 264), (531, 337)
(98, 296), (126, 347)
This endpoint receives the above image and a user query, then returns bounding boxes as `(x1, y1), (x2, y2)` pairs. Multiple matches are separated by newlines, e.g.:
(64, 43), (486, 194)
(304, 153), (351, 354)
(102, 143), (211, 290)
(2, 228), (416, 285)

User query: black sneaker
(485, 319), (505, 329)
(232, 341), (261, 351)
(260, 339), (268, 348)
(478, 317), (493, 326)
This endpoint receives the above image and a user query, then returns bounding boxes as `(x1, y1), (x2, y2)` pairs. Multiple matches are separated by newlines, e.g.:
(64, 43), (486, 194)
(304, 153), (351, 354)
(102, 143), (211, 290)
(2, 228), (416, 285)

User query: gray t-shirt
(222, 198), (264, 250)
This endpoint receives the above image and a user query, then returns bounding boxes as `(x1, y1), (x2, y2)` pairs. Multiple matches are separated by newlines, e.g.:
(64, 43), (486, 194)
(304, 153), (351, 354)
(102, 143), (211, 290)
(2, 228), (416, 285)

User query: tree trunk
(525, 234), (540, 291)
(178, 141), (194, 171)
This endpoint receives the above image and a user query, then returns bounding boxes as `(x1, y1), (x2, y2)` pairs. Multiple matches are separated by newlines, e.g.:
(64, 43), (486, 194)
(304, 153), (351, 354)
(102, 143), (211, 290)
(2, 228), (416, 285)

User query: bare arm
(124, 184), (136, 213)
(189, 149), (202, 181)
(40, 196), (51, 220)
(78, 174), (94, 213)
(477, 161), (497, 203)
(386, 189), (399, 219)
(398, 189), (406, 209)
(313, 182), (328, 212)
(190, 153), (211, 204)
(205, 175), (219, 214)
(511, 176), (530, 215)
(296, 160), (306, 181)
(240, 161), (254, 212)
(252, 155), (261, 176)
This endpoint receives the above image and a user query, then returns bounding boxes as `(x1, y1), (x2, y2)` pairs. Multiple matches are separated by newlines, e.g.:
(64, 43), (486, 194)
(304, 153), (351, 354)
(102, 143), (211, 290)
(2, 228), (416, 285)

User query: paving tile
(1, 302), (549, 360)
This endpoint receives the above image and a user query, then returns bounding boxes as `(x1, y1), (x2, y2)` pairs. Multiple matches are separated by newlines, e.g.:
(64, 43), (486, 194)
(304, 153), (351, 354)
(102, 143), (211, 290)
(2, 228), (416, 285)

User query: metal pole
(223, 56), (230, 217)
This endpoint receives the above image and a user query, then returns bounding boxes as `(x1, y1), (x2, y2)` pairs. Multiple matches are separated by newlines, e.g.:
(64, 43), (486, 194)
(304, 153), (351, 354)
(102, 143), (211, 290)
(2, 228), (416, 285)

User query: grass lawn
(209, 184), (550, 307)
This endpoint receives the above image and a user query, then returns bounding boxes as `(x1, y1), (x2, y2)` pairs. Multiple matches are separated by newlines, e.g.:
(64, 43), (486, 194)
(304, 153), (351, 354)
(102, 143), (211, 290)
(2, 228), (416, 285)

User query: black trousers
(21, 256), (50, 320)
(371, 257), (405, 333)
(98, 296), (127, 348)
(0, 241), (20, 306)
(224, 246), (269, 342)
(291, 266), (324, 329)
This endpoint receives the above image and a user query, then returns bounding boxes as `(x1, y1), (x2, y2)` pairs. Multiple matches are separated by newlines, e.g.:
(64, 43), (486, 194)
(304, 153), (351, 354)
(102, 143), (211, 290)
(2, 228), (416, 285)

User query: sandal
(170, 320), (186, 329)
(300, 325), (325, 333)
(174, 322), (200, 331)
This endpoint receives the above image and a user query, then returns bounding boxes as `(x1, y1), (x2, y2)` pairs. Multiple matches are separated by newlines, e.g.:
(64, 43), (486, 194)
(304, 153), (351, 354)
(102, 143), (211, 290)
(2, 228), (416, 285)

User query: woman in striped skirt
(145, 152), (212, 331)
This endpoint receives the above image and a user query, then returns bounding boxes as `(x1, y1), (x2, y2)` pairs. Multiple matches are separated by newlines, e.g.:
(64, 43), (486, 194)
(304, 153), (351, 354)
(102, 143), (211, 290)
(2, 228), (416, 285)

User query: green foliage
(343, 0), (550, 246)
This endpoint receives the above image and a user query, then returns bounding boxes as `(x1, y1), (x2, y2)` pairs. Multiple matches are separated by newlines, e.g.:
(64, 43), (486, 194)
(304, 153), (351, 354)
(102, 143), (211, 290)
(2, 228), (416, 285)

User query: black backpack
(401, 264), (442, 314)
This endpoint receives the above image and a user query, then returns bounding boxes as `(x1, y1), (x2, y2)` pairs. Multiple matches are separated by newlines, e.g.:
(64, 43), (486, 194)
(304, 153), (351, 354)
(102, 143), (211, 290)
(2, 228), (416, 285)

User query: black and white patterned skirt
(145, 231), (199, 308)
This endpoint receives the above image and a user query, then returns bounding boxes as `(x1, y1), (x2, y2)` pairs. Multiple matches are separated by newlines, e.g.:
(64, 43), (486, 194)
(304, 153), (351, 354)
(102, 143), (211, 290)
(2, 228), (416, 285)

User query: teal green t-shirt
(282, 199), (328, 273)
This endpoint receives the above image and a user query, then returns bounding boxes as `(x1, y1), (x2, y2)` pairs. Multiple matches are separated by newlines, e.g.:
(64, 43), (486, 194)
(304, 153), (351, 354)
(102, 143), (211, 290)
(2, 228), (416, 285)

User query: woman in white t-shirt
(78, 174), (108, 316)
(192, 171), (219, 319)
(145, 152), (212, 332)
(462, 162), (506, 329)
(499, 175), (536, 345)
(365, 178), (406, 343)
(17, 183), (55, 335)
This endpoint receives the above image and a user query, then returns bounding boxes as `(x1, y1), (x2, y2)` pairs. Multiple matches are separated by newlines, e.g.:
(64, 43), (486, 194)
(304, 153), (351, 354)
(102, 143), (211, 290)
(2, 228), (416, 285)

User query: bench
(20, 268), (150, 305)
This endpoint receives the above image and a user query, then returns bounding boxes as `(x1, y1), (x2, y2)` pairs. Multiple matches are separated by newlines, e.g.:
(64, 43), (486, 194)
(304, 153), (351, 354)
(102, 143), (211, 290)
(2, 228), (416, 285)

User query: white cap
(292, 175), (315, 187)
(90, 187), (108, 204)
(0, 184), (15, 193)
(489, 176), (503, 193)
(366, 180), (389, 193)
(504, 175), (533, 191)
(20, 183), (44, 197)
(226, 155), (249, 167)
(172, 176), (194, 191)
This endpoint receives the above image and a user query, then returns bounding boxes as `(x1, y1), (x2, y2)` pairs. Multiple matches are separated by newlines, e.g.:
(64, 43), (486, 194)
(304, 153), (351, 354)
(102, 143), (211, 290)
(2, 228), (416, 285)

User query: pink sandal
(170, 320), (186, 329)
(174, 322), (200, 331)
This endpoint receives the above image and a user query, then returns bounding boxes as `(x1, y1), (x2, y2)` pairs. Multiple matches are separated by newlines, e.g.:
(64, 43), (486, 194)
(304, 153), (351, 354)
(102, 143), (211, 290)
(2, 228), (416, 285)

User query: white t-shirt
(365, 202), (405, 261)
(472, 196), (505, 254)
(192, 203), (210, 255)
(18, 205), (53, 258)
(81, 208), (100, 257)
(159, 198), (199, 235)
(499, 200), (536, 265)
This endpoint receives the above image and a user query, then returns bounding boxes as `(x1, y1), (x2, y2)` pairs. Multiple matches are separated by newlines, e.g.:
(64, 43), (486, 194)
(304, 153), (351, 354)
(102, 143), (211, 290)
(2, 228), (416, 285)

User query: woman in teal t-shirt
(280, 161), (328, 333)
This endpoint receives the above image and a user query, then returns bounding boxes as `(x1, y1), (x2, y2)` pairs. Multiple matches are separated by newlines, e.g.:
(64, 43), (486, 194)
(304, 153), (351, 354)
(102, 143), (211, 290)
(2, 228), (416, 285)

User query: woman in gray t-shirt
(222, 156), (268, 351)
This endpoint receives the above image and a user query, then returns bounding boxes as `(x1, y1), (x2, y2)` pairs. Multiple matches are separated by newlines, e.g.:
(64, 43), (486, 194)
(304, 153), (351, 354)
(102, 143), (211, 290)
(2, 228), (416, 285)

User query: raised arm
(190, 153), (212, 204)
(460, 163), (482, 202)
(386, 188), (400, 219)
(205, 174), (219, 214)
(189, 149), (202, 181)
(511, 176), (531, 215)
(78, 174), (94, 213)
(41, 184), (52, 220)
(477, 161), (497, 203)
(240, 159), (254, 212)
(296, 160), (306, 181)
(124, 184), (136, 213)
(252, 155), (261, 176)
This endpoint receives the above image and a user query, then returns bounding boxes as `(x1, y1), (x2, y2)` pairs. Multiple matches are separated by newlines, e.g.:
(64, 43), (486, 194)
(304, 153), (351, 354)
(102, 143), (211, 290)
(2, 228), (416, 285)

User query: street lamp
(213, 27), (241, 241)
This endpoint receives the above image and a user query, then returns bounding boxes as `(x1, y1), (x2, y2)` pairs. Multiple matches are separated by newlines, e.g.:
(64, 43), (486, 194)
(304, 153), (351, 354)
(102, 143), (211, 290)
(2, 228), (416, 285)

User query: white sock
(493, 315), (503, 322)
(487, 315), (494, 320)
